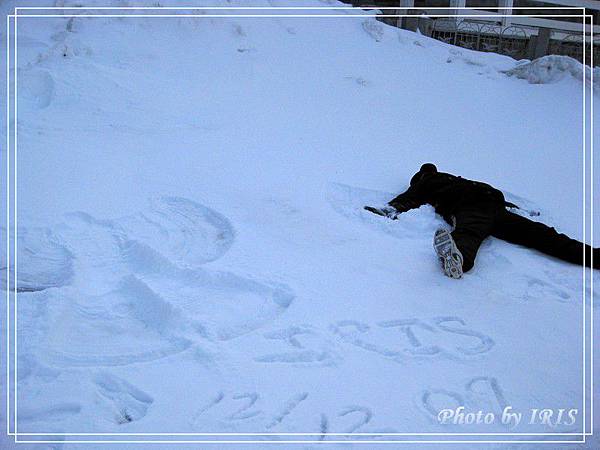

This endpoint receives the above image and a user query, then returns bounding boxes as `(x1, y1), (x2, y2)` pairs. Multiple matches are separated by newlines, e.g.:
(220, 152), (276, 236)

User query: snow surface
(1, 0), (599, 448)
(504, 55), (600, 91)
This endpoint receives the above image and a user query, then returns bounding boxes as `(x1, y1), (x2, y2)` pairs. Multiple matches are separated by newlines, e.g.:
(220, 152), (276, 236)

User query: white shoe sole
(433, 229), (464, 279)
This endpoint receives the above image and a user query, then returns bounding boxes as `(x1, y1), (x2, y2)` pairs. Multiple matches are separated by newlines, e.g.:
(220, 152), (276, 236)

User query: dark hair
(410, 163), (438, 186)
(420, 163), (437, 173)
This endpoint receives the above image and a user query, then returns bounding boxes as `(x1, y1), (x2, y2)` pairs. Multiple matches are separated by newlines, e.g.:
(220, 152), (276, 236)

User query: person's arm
(364, 175), (429, 219)
(387, 183), (426, 213)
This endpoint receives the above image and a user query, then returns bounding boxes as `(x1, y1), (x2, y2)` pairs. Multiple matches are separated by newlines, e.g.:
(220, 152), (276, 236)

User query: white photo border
(4, 5), (594, 445)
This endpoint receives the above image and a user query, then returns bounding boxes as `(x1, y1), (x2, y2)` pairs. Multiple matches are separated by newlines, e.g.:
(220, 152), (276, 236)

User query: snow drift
(504, 54), (600, 90)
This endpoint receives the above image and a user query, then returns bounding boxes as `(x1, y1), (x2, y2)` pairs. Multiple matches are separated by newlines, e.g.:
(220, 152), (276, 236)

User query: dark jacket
(388, 171), (509, 222)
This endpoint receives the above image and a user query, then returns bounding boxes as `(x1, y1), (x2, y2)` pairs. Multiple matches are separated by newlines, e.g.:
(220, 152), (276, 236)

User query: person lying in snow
(364, 163), (600, 279)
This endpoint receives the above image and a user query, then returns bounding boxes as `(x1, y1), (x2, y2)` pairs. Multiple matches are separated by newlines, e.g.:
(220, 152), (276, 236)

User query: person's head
(410, 163), (438, 186)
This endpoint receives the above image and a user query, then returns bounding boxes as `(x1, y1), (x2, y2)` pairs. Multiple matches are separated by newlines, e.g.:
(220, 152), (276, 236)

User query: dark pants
(450, 202), (598, 272)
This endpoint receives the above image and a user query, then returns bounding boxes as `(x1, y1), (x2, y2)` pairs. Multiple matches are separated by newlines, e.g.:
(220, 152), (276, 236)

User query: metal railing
(548, 33), (600, 66)
(429, 18), (600, 64)
(431, 19), (529, 60)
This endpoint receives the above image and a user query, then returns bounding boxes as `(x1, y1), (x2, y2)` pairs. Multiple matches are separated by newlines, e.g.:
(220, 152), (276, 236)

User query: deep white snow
(1, 1), (598, 449)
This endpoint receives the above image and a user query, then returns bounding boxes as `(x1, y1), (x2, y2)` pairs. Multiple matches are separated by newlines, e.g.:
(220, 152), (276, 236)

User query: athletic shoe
(433, 228), (464, 279)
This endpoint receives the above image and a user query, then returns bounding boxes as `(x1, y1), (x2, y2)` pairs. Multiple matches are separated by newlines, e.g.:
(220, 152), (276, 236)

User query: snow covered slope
(1, 1), (598, 448)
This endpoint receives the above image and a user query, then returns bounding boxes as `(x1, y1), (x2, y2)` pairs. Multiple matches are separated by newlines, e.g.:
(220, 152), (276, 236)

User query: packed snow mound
(504, 54), (598, 88)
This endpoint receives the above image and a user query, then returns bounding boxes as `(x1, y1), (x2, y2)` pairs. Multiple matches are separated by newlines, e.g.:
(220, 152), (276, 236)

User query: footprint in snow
(93, 372), (154, 425)
(18, 69), (55, 109)
(523, 276), (571, 303)
(362, 20), (384, 42)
